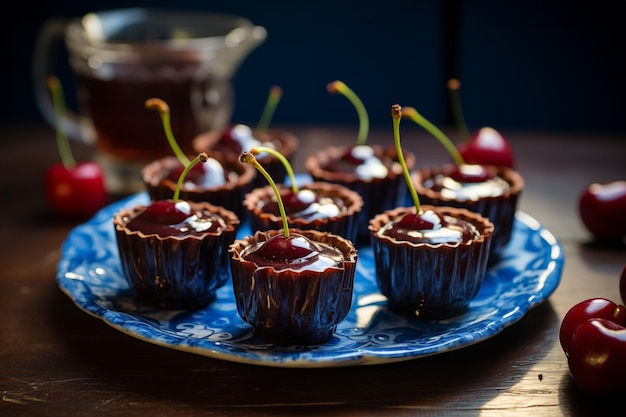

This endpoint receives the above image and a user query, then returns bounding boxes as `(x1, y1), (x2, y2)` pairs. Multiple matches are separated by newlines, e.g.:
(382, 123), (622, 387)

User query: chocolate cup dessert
(305, 144), (415, 239)
(114, 202), (240, 310)
(230, 229), (358, 345)
(193, 128), (299, 188)
(369, 205), (494, 319)
(412, 164), (524, 259)
(243, 182), (364, 244)
(142, 154), (256, 221)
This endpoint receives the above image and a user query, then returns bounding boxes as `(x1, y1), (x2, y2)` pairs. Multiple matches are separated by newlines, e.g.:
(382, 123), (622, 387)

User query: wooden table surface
(1, 122), (625, 416)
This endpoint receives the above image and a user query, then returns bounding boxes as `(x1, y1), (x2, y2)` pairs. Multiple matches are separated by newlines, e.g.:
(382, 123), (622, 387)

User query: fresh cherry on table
(457, 127), (516, 169)
(579, 180), (626, 244)
(559, 298), (626, 352)
(45, 75), (107, 218)
(45, 161), (108, 218)
(560, 296), (626, 397)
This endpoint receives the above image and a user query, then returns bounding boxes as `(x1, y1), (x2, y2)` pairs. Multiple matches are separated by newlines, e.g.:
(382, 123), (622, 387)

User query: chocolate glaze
(260, 189), (346, 221)
(240, 233), (344, 272)
(379, 210), (480, 244)
(422, 173), (510, 202)
(125, 203), (227, 237)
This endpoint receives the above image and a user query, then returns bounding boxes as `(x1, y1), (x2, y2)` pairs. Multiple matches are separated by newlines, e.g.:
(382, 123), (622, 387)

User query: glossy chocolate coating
(240, 233), (344, 272)
(422, 173), (510, 202)
(260, 189), (346, 221)
(125, 201), (227, 237)
(378, 210), (480, 244)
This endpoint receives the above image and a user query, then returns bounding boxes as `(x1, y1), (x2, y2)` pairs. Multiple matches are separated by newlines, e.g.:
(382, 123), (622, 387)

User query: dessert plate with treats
(57, 190), (563, 368)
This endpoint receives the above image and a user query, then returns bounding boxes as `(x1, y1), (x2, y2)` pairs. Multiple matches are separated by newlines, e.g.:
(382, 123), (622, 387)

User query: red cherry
(395, 210), (443, 231)
(141, 200), (190, 224)
(448, 164), (492, 183)
(578, 181), (626, 244)
(282, 190), (319, 214)
(45, 161), (107, 218)
(559, 298), (626, 353)
(457, 127), (515, 168)
(257, 234), (315, 260)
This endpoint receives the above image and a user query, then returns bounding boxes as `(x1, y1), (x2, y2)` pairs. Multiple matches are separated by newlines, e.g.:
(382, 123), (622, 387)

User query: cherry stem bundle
(48, 76), (76, 168)
(402, 106), (466, 166)
(145, 98), (191, 167)
(257, 85), (283, 133)
(250, 146), (298, 194)
(240, 152), (290, 237)
(327, 80), (369, 146)
(447, 78), (471, 142)
(173, 153), (208, 202)
(391, 104), (422, 214)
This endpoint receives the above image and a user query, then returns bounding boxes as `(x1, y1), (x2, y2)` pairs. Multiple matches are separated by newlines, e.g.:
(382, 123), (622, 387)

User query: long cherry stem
(173, 153), (208, 202)
(327, 80), (369, 146)
(391, 105), (421, 214)
(402, 106), (466, 166)
(447, 78), (471, 142)
(48, 76), (75, 168)
(240, 152), (290, 237)
(251, 146), (298, 194)
(256, 85), (283, 133)
(145, 98), (191, 166)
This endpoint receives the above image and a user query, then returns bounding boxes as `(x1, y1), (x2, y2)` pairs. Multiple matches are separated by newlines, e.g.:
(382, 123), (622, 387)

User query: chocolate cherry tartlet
(114, 153), (240, 310)
(402, 105), (524, 259)
(244, 182), (363, 244)
(243, 146), (363, 243)
(142, 154), (255, 221)
(306, 81), (414, 238)
(230, 228), (358, 345)
(412, 163), (523, 259)
(114, 199), (239, 310)
(370, 205), (493, 318)
(368, 105), (494, 319)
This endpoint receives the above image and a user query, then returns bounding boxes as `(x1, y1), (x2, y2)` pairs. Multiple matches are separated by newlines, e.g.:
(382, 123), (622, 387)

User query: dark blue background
(2, 0), (625, 133)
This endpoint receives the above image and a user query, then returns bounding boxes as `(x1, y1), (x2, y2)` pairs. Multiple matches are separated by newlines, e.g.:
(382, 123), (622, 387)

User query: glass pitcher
(33, 8), (266, 194)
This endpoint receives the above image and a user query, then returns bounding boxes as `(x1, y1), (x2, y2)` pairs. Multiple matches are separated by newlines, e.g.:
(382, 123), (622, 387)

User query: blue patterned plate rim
(57, 191), (564, 368)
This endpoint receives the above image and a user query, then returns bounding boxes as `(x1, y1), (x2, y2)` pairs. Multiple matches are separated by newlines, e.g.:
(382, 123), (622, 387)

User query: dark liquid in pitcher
(77, 73), (219, 162)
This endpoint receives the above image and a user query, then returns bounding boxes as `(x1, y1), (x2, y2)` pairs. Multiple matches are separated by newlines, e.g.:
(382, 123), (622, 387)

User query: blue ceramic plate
(57, 191), (564, 368)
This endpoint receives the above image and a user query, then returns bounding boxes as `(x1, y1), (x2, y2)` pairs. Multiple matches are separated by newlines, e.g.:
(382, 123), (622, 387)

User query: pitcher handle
(32, 18), (87, 143)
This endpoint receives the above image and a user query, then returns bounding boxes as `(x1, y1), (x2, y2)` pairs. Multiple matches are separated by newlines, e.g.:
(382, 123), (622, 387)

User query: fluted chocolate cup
(412, 164), (524, 260)
(114, 201), (240, 310)
(142, 154), (255, 221)
(305, 144), (415, 239)
(369, 205), (494, 319)
(243, 182), (364, 244)
(193, 128), (299, 188)
(230, 229), (358, 345)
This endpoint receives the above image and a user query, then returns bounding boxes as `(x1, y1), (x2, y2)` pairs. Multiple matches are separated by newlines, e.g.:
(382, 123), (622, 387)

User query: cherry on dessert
(140, 200), (191, 224)
(244, 234), (317, 266)
(447, 79), (516, 168)
(458, 127), (516, 169)
(448, 163), (492, 183)
(394, 210), (442, 231)
(579, 180), (626, 244)
(45, 76), (107, 217)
